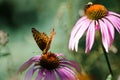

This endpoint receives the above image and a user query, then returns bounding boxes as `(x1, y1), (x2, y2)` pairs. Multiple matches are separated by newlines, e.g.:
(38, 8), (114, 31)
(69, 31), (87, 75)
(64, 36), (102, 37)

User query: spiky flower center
(85, 4), (108, 20)
(39, 52), (59, 70)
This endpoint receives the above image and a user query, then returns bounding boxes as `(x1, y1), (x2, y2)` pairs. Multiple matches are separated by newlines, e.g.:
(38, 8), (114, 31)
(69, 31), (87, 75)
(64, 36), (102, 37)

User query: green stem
(102, 45), (113, 76)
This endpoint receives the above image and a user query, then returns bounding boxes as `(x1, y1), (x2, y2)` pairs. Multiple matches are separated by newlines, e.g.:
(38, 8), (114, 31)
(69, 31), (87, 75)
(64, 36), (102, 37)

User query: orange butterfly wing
(32, 28), (49, 51)
(32, 28), (55, 54)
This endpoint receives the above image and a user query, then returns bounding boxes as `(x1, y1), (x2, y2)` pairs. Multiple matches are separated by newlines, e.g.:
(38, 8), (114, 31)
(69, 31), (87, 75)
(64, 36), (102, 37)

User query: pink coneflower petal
(71, 19), (91, 51)
(68, 60), (81, 72)
(71, 16), (87, 37)
(56, 68), (70, 80)
(103, 18), (114, 46)
(85, 21), (95, 53)
(35, 69), (44, 80)
(25, 66), (37, 80)
(109, 11), (120, 17)
(49, 70), (56, 80)
(100, 19), (112, 48)
(18, 55), (40, 73)
(106, 15), (120, 33)
(75, 16), (88, 26)
(50, 70), (56, 80)
(69, 17), (88, 50)
(69, 16), (87, 45)
(56, 67), (76, 80)
(63, 67), (77, 79)
(63, 67), (76, 80)
(44, 70), (56, 80)
(56, 68), (68, 80)
(99, 20), (109, 52)
(56, 53), (66, 59)
(60, 60), (80, 72)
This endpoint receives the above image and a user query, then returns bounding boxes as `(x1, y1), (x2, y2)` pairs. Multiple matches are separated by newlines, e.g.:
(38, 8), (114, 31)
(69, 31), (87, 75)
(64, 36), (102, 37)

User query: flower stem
(102, 45), (113, 76)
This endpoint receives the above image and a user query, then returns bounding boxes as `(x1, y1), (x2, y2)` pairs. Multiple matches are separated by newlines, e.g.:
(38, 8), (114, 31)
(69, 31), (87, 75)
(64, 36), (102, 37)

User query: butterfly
(32, 28), (55, 54)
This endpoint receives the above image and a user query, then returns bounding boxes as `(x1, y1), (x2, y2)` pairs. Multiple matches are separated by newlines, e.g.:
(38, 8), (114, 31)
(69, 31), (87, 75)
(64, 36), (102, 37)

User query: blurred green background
(0, 0), (120, 80)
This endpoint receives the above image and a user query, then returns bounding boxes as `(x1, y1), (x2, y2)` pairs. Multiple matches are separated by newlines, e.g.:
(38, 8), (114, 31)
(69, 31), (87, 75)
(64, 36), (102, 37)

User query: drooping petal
(59, 60), (80, 72)
(63, 67), (77, 79)
(49, 70), (56, 80)
(70, 16), (87, 38)
(70, 16), (87, 41)
(44, 70), (50, 80)
(70, 19), (91, 52)
(69, 17), (88, 50)
(99, 20), (109, 52)
(24, 66), (37, 80)
(56, 67), (76, 80)
(18, 55), (40, 73)
(33, 55), (41, 61)
(56, 68), (71, 80)
(35, 68), (44, 80)
(85, 21), (95, 53)
(102, 18), (115, 46)
(75, 16), (88, 26)
(106, 15), (120, 33)
(44, 70), (56, 80)
(56, 68), (67, 80)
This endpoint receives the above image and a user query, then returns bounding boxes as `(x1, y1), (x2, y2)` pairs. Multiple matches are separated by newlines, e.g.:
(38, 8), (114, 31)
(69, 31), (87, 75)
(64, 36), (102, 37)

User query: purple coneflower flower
(69, 2), (120, 53)
(19, 28), (80, 80)
(19, 52), (80, 80)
